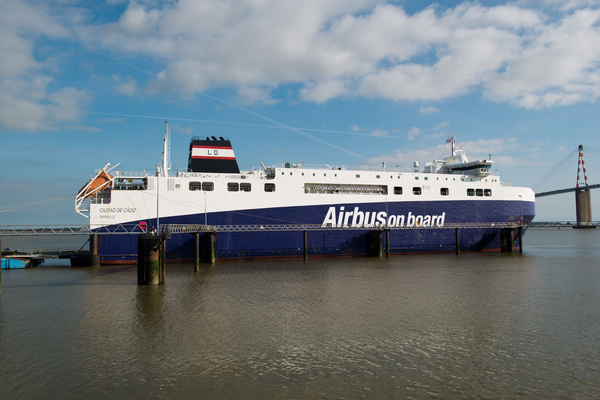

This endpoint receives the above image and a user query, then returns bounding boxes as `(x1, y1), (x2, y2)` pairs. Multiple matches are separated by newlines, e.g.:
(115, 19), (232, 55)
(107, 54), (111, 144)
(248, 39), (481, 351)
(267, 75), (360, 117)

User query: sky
(2, 0), (600, 225)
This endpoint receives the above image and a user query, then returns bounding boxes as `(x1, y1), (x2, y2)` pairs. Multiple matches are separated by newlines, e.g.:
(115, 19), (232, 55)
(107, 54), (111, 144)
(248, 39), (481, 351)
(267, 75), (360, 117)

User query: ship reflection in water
(1, 229), (599, 399)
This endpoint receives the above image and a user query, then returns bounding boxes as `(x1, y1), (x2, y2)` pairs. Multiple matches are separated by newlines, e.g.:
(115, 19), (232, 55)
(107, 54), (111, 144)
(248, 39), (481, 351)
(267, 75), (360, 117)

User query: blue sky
(2, 0), (600, 225)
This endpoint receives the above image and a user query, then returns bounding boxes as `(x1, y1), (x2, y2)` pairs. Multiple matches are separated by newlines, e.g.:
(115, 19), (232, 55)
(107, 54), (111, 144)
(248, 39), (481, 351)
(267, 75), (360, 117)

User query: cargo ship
(75, 123), (535, 263)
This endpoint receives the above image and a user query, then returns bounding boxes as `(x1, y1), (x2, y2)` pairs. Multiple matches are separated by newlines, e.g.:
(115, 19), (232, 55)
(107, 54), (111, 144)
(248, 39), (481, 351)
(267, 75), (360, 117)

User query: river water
(1, 228), (599, 399)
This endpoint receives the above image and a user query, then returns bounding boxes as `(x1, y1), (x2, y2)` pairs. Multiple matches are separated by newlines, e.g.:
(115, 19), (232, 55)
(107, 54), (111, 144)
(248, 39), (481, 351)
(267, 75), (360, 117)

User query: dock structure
(529, 221), (600, 228)
(166, 221), (525, 261)
(0, 221), (532, 289)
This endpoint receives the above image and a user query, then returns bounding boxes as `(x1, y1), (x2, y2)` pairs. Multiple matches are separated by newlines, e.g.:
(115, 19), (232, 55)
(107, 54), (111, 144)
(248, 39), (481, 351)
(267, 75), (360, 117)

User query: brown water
(1, 229), (599, 399)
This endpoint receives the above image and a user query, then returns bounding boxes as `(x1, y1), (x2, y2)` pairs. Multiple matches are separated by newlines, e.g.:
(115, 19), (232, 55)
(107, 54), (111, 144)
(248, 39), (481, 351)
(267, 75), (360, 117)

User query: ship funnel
(188, 136), (240, 173)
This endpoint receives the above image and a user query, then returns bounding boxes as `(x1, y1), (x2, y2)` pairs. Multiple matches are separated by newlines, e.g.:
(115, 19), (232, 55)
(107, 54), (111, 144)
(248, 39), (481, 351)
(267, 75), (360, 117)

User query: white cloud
(236, 86), (280, 105)
(419, 107), (439, 115)
(0, 0), (88, 132)
(98, 117), (125, 123)
(483, 8), (600, 108)
(172, 125), (194, 135)
(0, 80), (89, 132)
(4, 0), (600, 126)
(48, 87), (89, 122)
(64, 125), (103, 132)
(408, 127), (422, 140)
(365, 137), (520, 169)
(370, 129), (388, 136)
(116, 76), (137, 96)
(299, 79), (347, 103)
(433, 121), (449, 130)
(350, 124), (361, 131)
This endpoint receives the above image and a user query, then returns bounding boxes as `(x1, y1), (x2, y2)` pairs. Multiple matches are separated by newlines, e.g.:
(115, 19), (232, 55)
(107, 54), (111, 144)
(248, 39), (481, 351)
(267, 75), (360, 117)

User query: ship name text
(99, 207), (137, 213)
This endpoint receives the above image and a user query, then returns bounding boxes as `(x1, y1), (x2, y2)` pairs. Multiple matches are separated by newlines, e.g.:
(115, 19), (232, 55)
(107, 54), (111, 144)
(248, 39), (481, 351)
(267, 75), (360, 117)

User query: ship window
(240, 183), (251, 192)
(415, 176), (419, 180)
(282, 172), (284, 176)
(424, 177), (428, 180)
(467, 188), (475, 196)
(476, 189), (483, 196)
(441, 188), (449, 196)
(304, 183), (387, 195)
(376, 175), (380, 179)
(413, 187), (422, 195)
(264, 183), (275, 192)
(114, 177), (148, 191)
(227, 182), (239, 192)
(356, 174), (360, 178)
(202, 182), (214, 191)
(394, 186), (403, 195)
(91, 191), (111, 204)
(484, 189), (492, 197)
(189, 181), (202, 191)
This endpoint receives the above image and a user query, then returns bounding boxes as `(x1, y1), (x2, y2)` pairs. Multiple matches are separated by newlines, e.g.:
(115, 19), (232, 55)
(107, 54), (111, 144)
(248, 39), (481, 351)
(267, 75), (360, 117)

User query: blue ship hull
(93, 199), (535, 264)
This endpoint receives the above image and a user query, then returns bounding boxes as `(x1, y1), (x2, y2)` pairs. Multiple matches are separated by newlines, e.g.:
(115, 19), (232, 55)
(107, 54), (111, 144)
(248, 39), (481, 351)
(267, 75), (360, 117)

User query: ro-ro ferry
(75, 123), (535, 263)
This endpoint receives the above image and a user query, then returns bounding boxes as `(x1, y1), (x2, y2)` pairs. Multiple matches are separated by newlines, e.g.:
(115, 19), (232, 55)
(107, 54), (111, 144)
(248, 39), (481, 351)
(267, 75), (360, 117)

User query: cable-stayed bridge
(532, 145), (600, 227)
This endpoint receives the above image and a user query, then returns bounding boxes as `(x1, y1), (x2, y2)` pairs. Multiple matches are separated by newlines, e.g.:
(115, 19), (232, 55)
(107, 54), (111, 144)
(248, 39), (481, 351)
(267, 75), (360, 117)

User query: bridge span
(534, 145), (598, 228)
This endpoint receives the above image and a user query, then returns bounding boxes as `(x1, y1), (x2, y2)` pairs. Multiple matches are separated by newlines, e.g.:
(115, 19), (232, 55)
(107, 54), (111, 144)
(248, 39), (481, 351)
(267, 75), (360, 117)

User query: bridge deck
(535, 183), (600, 197)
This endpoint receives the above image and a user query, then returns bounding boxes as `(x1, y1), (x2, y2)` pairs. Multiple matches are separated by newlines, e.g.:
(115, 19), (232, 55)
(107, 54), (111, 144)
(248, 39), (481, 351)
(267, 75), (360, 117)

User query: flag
(446, 139), (453, 143)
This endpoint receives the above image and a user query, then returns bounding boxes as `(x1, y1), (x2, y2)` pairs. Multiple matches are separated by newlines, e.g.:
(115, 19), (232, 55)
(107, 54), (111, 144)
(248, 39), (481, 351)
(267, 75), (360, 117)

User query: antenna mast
(161, 121), (171, 177)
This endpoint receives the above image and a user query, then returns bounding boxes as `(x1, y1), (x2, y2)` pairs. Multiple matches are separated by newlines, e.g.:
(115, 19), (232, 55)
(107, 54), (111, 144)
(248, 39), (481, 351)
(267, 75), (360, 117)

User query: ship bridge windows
(189, 181), (214, 191)
(304, 183), (387, 195)
(440, 188), (449, 196)
(190, 181), (202, 191)
(467, 188), (492, 197)
(113, 178), (147, 191)
(265, 183), (276, 192)
(228, 182), (252, 192)
(413, 187), (422, 195)
(394, 186), (403, 195)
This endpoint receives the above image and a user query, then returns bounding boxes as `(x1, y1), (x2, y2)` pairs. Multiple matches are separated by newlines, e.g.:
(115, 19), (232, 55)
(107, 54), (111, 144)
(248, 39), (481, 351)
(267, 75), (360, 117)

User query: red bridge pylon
(575, 145), (594, 228)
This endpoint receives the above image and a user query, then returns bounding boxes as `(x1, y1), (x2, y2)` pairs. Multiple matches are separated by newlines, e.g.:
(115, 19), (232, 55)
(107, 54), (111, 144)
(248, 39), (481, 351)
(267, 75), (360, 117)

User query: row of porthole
(189, 181), (277, 193)
(395, 187), (492, 197)
(186, 182), (491, 197)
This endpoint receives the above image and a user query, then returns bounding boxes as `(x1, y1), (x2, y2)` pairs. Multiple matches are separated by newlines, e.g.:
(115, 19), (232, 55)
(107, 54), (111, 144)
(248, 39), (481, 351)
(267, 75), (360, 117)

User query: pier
(1, 221), (527, 287)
